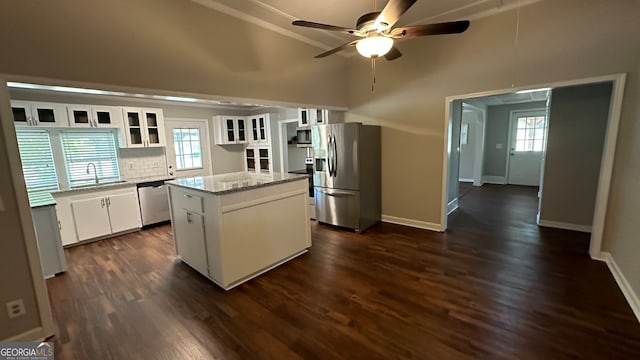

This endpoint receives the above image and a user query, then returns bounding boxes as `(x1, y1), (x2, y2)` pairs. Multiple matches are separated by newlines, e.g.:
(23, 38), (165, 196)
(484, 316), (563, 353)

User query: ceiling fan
(292, 0), (470, 61)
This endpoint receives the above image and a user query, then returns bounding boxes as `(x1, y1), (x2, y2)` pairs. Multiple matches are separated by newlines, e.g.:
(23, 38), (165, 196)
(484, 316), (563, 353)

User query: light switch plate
(496, 144), (503, 149)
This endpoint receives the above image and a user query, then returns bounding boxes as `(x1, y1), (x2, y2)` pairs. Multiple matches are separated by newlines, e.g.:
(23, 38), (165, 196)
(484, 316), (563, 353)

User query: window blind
(16, 129), (60, 198)
(61, 131), (121, 188)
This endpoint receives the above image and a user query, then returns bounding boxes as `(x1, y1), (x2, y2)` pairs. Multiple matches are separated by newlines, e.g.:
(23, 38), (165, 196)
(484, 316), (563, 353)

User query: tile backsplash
(118, 147), (168, 180)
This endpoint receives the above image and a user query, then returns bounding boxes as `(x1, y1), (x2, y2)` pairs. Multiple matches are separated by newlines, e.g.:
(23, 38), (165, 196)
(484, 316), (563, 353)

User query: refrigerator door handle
(327, 135), (334, 177)
(332, 134), (338, 178)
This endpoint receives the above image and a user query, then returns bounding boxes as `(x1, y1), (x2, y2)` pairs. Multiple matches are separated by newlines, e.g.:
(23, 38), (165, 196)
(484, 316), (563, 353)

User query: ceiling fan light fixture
(356, 36), (394, 58)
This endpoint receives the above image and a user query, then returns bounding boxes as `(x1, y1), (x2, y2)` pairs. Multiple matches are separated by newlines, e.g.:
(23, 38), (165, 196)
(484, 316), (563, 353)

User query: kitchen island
(166, 172), (311, 290)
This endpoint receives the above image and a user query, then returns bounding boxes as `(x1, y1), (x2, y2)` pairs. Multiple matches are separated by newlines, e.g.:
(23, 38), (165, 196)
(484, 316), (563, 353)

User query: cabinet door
(258, 147), (272, 174)
(71, 197), (111, 241)
(31, 102), (68, 127)
(93, 106), (124, 129)
(224, 117), (236, 143)
(11, 101), (32, 126)
(236, 118), (247, 143)
(258, 116), (267, 141)
(143, 108), (166, 147)
(174, 209), (208, 275)
(315, 109), (328, 125)
(107, 193), (142, 233)
(250, 117), (259, 143)
(123, 108), (145, 147)
(298, 108), (309, 127)
(67, 105), (94, 127)
(245, 147), (256, 173)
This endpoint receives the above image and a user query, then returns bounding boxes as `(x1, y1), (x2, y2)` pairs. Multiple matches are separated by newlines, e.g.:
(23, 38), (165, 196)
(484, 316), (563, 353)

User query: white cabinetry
(248, 114), (271, 144)
(67, 104), (124, 128)
(298, 108), (332, 127)
(122, 107), (166, 148)
(11, 101), (68, 127)
(214, 116), (248, 145)
(245, 146), (273, 174)
(54, 185), (142, 245)
(171, 188), (208, 275)
(31, 205), (67, 278)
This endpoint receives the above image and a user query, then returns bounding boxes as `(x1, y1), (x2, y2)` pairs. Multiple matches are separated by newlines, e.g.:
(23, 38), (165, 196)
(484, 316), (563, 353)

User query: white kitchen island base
(167, 173), (311, 290)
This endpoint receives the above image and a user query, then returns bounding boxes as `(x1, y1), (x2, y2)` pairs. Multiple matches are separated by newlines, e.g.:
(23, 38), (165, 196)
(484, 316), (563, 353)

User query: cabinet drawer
(172, 188), (204, 213)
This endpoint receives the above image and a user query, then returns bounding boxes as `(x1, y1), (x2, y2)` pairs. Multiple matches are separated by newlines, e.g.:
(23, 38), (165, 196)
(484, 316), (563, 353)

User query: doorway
(164, 118), (212, 178)
(441, 75), (625, 258)
(506, 109), (548, 186)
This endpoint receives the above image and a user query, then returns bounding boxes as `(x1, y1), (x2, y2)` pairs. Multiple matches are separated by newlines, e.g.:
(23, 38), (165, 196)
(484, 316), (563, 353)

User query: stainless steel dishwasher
(137, 180), (171, 227)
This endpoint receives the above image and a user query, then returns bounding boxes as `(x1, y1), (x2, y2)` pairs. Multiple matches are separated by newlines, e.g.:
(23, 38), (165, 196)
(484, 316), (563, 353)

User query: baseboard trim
(1, 326), (51, 343)
(447, 198), (459, 215)
(381, 215), (441, 232)
(538, 219), (592, 233)
(459, 178), (474, 183)
(482, 176), (506, 184)
(594, 252), (640, 323)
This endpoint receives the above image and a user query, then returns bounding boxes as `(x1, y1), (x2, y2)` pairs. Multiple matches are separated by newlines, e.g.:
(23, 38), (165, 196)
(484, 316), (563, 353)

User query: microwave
(296, 127), (312, 147)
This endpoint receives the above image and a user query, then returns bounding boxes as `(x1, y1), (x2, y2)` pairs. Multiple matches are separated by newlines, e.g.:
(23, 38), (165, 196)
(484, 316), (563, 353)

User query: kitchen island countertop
(166, 172), (308, 195)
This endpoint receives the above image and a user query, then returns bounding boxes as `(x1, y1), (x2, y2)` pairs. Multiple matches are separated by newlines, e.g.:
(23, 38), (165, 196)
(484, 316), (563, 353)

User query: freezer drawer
(138, 184), (171, 226)
(315, 187), (360, 230)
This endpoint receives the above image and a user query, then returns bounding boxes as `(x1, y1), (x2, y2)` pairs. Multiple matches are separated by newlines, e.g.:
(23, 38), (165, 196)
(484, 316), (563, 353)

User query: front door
(165, 119), (212, 178)
(507, 111), (547, 186)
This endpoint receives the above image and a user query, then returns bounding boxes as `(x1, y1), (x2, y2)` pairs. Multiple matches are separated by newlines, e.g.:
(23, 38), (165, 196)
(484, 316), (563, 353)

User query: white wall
(459, 111), (477, 180)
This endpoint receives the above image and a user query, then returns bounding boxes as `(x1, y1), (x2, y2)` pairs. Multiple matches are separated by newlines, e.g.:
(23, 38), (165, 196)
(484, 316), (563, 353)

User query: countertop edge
(53, 182), (137, 196)
(166, 175), (308, 195)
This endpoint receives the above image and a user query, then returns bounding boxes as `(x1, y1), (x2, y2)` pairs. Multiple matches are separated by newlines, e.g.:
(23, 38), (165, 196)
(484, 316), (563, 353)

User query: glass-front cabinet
(249, 114), (270, 144)
(122, 107), (165, 148)
(245, 146), (272, 174)
(11, 101), (68, 127)
(67, 104), (123, 128)
(213, 116), (248, 145)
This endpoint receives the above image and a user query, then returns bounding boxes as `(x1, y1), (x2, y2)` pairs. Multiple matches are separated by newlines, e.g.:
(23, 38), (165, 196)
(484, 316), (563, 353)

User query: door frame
(441, 73), (627, 259)
(505, 108), (548, 185)
(462, 102), (487, 186)
(164, 118), (213, 178)
(278, 117), (300, 174)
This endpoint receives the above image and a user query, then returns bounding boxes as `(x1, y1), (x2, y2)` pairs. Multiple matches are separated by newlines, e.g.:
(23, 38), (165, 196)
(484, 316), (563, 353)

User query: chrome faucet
(86, 163), (99, 184)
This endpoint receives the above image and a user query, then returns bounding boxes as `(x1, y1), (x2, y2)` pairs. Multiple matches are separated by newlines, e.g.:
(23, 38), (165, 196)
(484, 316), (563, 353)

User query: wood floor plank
(46, 184), (640, 359)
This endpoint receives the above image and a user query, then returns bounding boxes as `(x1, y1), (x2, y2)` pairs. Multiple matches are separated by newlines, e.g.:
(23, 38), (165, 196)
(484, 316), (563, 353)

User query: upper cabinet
(249, 114), (271, 144)
(67, 104), (124, 129)
(297, 108), (329, 127)
(214, 116), (248, 145)
(122, 107), (166, 148)
(11, 101), (68, 127)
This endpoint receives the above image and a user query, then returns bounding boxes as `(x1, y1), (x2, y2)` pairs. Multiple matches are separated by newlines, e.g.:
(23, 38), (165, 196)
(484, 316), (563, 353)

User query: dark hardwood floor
(47, 184), (640, 359)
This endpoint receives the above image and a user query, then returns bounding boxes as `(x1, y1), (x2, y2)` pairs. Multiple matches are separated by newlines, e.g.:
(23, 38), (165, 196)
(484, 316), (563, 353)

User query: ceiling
(192, 0), (542, 54)
(464, 89), (550, 107)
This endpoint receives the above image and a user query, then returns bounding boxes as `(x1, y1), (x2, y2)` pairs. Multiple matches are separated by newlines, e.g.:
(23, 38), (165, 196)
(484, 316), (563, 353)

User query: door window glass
(173, 128), (202, 170)
(515, 116), (546, 152)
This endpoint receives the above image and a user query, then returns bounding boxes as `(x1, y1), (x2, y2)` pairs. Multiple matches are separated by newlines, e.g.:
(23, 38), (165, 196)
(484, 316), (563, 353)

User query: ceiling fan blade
(392, 20), (470, 38)
(292, 20), (357, 35)
(384, 46), (402, 61)
(314, 40), (358, 58)
(376, 0), (418, 28)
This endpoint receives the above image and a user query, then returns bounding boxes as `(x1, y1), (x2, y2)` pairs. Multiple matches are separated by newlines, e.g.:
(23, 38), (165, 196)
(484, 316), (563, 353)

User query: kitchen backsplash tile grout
(118, 147), (168, 180)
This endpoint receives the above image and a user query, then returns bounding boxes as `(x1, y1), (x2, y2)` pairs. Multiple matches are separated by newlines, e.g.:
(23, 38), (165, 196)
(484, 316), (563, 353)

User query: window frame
(60, 130), (121, 188)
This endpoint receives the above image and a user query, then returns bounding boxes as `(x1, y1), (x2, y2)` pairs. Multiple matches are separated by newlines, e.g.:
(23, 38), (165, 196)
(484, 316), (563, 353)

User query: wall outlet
(128, 162), (135, 170)
(496, 143), (503, 149)
(6, 299), (26, 319)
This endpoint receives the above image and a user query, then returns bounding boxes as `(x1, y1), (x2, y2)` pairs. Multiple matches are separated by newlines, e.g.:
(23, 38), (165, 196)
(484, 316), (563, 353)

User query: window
(16, 129), (60, 201)
(61, 131), (120, 187)
(514, 115), (547, 152)
(173, 128), (202, 170)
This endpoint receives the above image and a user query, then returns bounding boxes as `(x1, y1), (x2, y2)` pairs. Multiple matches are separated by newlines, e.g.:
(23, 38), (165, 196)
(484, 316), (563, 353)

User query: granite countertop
(166, 172), (309, 195)
(53, 180), (136, 196)
(29, 192), (57, 208)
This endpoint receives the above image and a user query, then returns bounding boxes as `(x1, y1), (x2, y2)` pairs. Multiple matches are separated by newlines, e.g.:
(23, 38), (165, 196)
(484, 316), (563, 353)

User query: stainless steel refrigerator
(312, 123), (381, 232)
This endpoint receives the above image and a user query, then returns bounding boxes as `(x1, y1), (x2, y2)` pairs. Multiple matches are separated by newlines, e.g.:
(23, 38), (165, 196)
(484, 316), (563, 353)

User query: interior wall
(483, 101), (547, 178)
(539, 82), (612, 227)
(602, 59), (640, 299)
(0, 0), (349, 108)
(459, 111), (477, 180)
(286, 122), (307, 170)
(0, 96), (42, 340)
(346, 0), (640, 225)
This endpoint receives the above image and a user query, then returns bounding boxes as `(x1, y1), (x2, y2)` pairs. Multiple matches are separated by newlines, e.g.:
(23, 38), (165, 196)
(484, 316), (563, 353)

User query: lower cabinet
(54, 185), (142, 246)
(173, 208), (208, 275)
